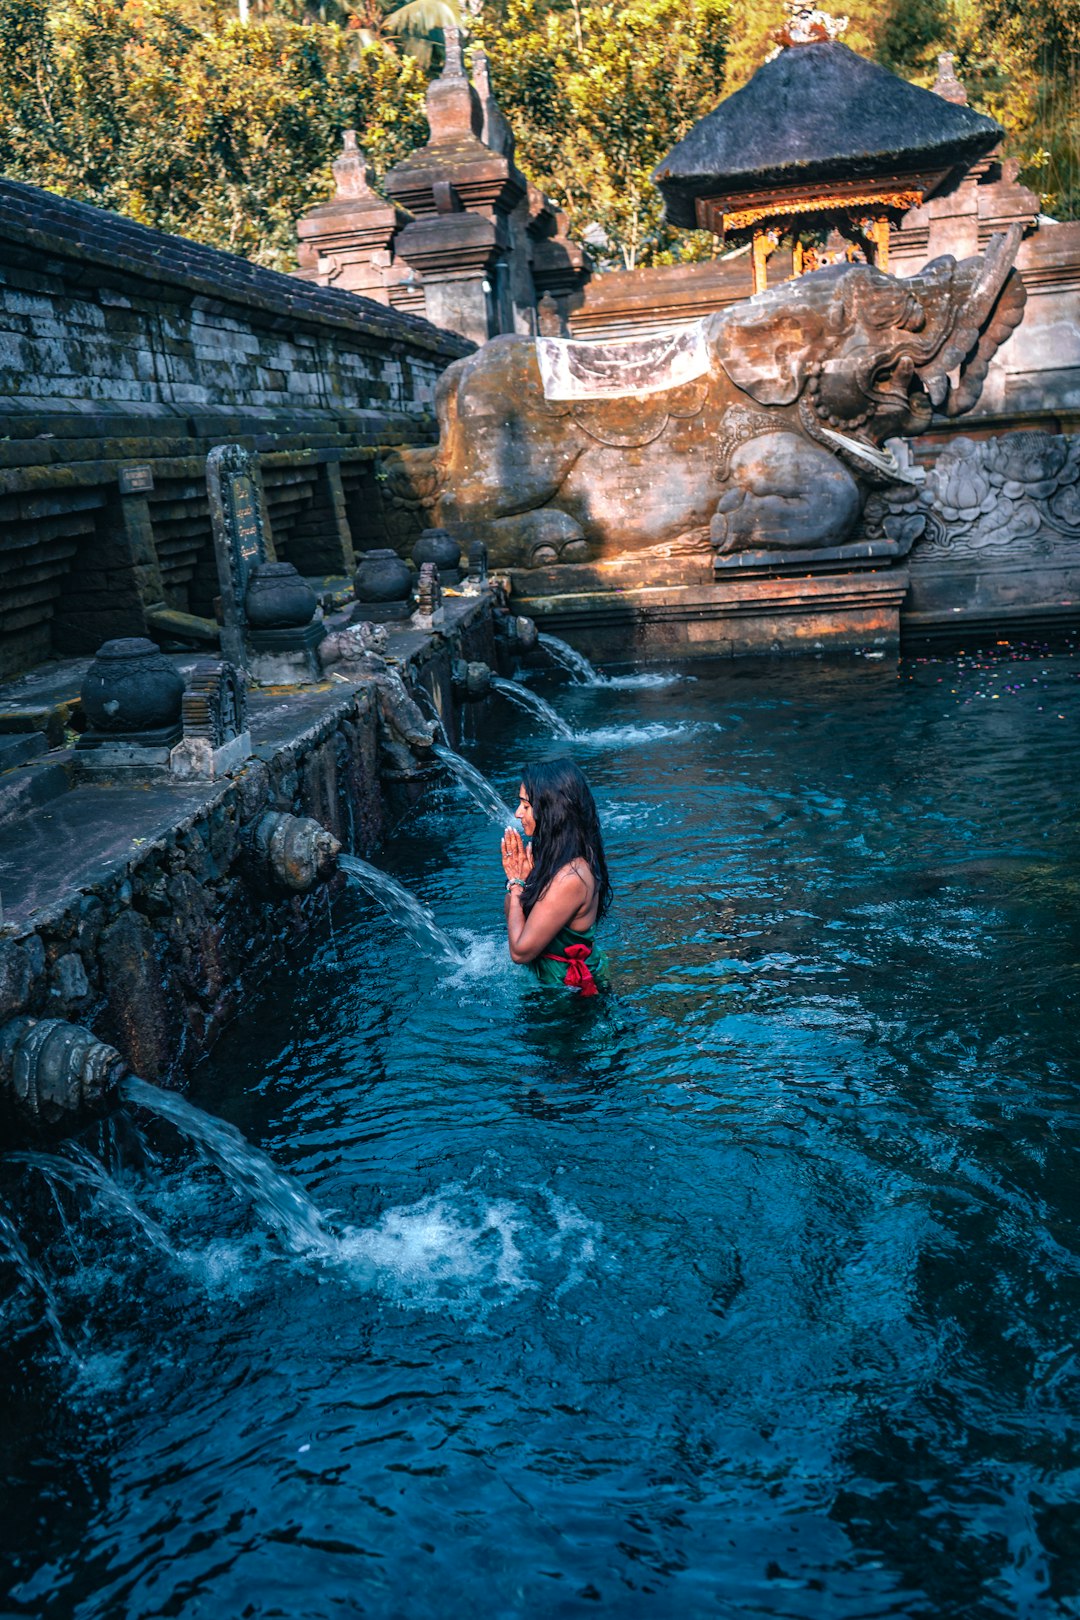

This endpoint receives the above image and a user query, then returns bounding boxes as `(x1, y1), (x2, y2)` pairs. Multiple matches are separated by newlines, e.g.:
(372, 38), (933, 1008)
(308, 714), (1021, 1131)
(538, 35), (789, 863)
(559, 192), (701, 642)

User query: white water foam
(442, 930), (520, 993)
(571, 722), (716, 747)
(333, 1181), (602, 1323)
(602, 672), (694, 689)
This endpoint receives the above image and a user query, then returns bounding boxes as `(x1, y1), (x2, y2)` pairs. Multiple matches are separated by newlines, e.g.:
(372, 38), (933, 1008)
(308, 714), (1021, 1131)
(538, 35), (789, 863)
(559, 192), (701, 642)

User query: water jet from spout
(0, 1206), (73, 1358)
(434, 744), (514, 825)
(539, 633), (608, 687)
(490, 676), (572, 737)
(120, 1076), (335, 1255)
(338, 855), (465, 964)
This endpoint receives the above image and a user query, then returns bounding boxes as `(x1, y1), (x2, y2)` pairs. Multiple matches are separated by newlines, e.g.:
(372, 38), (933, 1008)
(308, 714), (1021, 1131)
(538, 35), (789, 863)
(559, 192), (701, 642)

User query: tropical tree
(0, 0), (430, 266)
(0, 0), (1073, 274)
(347, 0), (463, 67)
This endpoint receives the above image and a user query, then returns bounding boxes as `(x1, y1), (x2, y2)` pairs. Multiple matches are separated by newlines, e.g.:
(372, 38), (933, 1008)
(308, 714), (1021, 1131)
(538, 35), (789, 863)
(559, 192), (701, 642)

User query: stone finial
(420, 560), (441, 610)
(332, 130), (379, 200)
(470, 46), (515, 159)
(413, 561), (444, 628)
(537, 292), (562, 336)
(424, 25), (484, 142)
(443, 25), (465, 78)
(932, 52), (969, 106)
(461, 540), (489, 594)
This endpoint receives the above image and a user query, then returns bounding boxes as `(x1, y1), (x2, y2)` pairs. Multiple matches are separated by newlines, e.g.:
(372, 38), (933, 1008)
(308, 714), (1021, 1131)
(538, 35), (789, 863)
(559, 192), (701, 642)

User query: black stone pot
(81, 638), (185, 734)
(245, 561), (317, 630)
(354, 549), (413, 621)
(412, 529), (463, 585)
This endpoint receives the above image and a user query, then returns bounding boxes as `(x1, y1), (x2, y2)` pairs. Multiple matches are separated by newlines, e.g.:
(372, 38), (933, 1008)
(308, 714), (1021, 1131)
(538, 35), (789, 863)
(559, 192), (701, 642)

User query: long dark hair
(520, 758), (612, 921)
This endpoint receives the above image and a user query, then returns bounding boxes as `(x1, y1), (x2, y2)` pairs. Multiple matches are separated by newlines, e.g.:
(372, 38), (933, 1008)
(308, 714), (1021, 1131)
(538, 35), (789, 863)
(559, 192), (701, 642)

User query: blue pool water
(2, 648), (1079, 1618)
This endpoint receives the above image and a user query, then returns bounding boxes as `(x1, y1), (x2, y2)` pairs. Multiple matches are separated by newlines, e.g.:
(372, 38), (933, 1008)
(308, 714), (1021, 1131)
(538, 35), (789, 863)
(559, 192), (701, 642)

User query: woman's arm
(501, 829), (590, 964)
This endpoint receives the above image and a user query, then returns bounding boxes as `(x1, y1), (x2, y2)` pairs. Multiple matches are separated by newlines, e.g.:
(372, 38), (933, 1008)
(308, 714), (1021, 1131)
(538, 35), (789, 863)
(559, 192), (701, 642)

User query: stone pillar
(890, 57), (1039, 276)
(53, 469), (163, 654)
(295, 131), (414, 307)
(382, 29), (526, 346)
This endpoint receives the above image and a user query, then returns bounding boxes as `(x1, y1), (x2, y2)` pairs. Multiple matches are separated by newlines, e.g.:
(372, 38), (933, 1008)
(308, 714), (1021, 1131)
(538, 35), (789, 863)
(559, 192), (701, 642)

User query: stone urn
(81, 638), (185, 736)
(244, 561), (317, 630)
(412, 528), (463, 585)
(353, 549), (413, 622)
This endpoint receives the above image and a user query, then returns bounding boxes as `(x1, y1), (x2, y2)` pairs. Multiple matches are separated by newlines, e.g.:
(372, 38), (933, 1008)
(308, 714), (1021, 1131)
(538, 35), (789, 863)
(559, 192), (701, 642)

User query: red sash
(542, 942), (598, 996)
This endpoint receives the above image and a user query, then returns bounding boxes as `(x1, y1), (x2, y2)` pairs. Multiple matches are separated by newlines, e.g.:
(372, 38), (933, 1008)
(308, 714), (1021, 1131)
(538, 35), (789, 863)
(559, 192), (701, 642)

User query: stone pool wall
(0, 601), (497, 1097)
(0, 177), (471, 679)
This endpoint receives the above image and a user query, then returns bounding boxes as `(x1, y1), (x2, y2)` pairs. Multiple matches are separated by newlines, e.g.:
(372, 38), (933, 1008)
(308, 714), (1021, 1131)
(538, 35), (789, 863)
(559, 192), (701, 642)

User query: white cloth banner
(535, 321), (711, 401)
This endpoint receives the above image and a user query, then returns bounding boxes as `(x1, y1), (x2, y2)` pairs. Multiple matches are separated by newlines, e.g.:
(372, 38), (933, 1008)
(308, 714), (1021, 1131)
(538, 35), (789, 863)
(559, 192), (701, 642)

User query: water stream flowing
(3, 648), (1080, 1616)
(11, 1148), (176, 1257)
(538, 631), (608, 686)
(120, 1076), (335, 1255)
(0, 1207), (72, 1359)
(490, 673), (573, 736)
(338, 853), (464, 962)
(433, 743), (514, 825)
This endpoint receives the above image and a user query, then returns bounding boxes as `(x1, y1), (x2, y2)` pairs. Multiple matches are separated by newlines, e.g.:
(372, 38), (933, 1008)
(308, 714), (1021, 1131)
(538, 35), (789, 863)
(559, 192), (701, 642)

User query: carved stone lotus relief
(861, 430), (1080, 560)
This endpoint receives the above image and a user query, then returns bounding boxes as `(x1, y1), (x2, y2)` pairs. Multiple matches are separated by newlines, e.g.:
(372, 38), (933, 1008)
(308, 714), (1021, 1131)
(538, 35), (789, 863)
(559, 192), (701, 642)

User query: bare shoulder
(556, 860), (594, 895)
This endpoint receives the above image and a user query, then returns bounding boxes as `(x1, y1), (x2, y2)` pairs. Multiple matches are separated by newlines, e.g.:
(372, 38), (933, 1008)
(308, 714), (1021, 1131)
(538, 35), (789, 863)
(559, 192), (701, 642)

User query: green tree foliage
(475, 0), (730, 269)
(0, 0), (1073, 273)
(952, 0), (1079, 217)
(0, 0), (430, 267)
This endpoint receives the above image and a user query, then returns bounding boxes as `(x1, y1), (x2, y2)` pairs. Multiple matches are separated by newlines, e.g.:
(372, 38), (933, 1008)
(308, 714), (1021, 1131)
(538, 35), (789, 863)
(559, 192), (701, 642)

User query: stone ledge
(513, 569), (910, 660)
(0, 596), (496, 1081)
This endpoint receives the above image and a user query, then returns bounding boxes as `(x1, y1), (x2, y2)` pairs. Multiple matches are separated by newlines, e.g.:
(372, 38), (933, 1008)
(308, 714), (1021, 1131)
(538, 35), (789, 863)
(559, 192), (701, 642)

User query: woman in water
(500, 758), (612, 995)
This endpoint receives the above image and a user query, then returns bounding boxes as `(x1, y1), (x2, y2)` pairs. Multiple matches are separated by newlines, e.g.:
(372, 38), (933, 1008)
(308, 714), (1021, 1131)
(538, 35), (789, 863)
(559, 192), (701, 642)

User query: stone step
(0, 752), (73, 833)
(0, 731), (48, 773)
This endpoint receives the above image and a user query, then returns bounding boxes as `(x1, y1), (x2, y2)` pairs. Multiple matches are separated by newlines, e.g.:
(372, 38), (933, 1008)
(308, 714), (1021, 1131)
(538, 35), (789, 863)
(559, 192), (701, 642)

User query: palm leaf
(381, 0), (463, 38)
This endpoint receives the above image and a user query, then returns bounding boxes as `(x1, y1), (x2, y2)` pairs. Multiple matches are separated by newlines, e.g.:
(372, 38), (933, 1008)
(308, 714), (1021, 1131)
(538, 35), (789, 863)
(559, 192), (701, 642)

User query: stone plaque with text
(206, 444), (268, 665)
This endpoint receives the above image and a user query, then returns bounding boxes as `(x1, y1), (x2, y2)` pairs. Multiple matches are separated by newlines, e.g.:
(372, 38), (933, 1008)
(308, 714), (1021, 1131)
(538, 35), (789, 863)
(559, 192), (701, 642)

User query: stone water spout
(451, 659), (493, 702)
(318, 629), (437, 779)
(246, 812), (341, 893)
(0, 1016), (127, 1133)
(496, 614), (539, 656)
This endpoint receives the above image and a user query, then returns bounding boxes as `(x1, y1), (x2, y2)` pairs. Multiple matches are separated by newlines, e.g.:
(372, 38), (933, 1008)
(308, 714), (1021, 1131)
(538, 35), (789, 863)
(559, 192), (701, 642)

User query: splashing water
(434, 743), (515, 825)
(0, 1207), (73, 1359)
(11, 1148), (177, 1258)
(490, 675), (573, 737)
(570, 721), (699, 746)
(537, 636), (685, 690)
(120, 1077), (336, 1256)
(333, 1181), (602, 1321)
(338, 854), (465, 963)
(603, 670), (690, 689)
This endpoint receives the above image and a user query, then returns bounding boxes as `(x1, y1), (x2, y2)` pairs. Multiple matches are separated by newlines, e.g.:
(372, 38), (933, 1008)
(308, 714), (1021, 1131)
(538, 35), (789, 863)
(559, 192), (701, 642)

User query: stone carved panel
(861, 431), (1080, 560)
(206, 444), (269, 666)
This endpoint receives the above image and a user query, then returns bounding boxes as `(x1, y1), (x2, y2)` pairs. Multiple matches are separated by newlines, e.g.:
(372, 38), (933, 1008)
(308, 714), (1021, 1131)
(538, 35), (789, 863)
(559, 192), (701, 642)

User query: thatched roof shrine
(654, 39), (1004, 234)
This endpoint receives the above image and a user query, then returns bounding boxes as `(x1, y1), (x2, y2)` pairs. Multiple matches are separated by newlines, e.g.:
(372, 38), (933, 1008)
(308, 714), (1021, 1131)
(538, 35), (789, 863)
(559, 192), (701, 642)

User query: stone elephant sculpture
(384, 227), (1025, 569)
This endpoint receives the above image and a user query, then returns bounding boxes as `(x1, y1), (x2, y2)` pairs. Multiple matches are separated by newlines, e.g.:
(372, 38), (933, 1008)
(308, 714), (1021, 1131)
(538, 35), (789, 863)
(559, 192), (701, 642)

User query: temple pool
(2, 647), (1079, 1618)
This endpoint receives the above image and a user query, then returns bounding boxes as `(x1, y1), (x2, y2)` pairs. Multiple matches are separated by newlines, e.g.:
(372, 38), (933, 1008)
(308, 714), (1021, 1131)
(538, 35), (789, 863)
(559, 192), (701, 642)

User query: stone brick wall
(0, 177), (471, 678)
